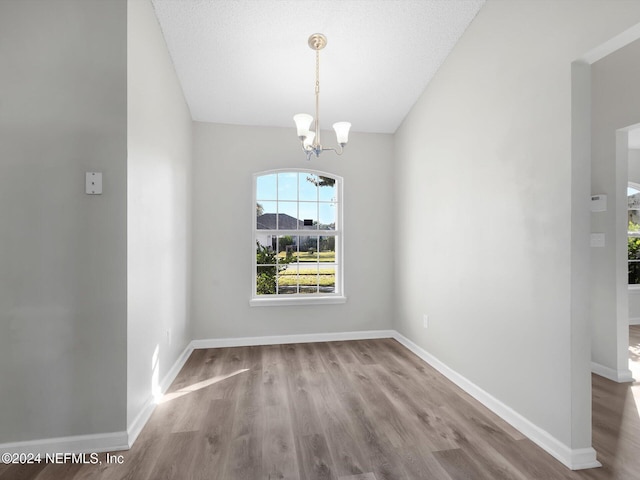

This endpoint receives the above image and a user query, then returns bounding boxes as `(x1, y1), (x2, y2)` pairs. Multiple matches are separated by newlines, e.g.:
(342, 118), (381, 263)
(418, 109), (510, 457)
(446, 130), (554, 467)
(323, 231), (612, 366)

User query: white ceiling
(151, 0), (485, 134)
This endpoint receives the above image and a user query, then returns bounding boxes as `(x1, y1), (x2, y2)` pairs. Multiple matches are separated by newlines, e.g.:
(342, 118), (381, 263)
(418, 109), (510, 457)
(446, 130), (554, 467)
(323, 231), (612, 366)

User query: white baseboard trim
(190, 329), (395, 349)
(629, 317), (640, 325)
(591, 361), (634, 383)
(392, 332), (601, 471)
(160, 343), (195, 393)
(127, 399), (155, 450)
(570, 447), (604, 470)
(127, 342), (195, 446)
(0, 431), (128, 456)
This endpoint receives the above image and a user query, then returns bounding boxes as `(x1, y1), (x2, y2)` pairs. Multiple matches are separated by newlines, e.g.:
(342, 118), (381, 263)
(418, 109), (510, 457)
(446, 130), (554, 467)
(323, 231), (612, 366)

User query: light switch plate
(86, 172), (102, 195)
(590, 233), (605, 247)
(591, 194), (607, 212)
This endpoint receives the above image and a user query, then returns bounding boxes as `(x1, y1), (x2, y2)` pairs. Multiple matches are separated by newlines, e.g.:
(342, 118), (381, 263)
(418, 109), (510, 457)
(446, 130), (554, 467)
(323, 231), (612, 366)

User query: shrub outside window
(251, 170), (344, 305)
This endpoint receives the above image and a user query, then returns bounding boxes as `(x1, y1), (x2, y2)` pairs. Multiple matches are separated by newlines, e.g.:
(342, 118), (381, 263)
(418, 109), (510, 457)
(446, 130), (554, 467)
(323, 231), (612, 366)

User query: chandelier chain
(315, 49), (320, 94)
(315, 48), (320, 146)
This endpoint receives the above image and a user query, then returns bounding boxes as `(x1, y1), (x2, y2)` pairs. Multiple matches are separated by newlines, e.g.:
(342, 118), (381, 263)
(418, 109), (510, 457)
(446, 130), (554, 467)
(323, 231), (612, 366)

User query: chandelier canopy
(294, 34), (351, 161)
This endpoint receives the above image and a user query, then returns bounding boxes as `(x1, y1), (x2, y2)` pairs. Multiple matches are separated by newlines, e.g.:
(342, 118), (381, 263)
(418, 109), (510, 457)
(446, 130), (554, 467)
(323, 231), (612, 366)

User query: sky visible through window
(257, 172), (337, 227)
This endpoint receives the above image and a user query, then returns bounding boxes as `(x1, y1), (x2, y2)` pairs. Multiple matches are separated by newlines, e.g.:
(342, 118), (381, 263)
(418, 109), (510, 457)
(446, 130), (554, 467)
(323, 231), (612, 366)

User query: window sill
(249, 295), (347, 307)
(629, 285), (640, 292)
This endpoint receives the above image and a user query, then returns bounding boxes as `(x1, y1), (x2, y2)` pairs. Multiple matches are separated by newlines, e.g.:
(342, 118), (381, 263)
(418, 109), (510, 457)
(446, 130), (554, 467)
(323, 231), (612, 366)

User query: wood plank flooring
(4, 332), (640, 479)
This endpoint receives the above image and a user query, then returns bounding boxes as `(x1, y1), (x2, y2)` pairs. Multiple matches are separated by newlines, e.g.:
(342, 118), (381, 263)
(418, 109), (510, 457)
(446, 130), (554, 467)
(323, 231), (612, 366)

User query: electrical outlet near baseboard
(423, 314), (429, 328)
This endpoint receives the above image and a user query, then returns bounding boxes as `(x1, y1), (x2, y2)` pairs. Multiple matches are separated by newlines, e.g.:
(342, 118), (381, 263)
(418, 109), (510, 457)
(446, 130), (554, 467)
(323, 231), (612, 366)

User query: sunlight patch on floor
(158, 368), (249, 404)
(629, 341), (640, 383)
(632, 385), (640, 405)
(629, 338), (640, 410)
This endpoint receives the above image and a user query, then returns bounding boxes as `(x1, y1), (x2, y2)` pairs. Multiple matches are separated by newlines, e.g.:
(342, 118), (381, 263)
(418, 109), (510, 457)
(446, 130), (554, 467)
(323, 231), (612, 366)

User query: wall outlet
(423, 314), (429, 328)
(166, 329), (172, 346)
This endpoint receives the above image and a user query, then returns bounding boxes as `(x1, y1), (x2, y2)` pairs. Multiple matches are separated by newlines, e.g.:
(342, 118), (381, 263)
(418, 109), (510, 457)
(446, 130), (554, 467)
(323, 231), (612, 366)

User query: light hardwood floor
(3, 331), (640, 479)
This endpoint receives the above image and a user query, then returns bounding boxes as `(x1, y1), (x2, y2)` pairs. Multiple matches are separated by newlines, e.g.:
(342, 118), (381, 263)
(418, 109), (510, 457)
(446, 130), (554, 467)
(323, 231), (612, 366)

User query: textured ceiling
(151, 0), (485, 134)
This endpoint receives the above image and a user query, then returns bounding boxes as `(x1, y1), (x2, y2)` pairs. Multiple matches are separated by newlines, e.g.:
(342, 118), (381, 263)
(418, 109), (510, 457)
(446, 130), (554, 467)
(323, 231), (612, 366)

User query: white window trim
(249, 295), (347, 307)
(250, 168), (345, 306)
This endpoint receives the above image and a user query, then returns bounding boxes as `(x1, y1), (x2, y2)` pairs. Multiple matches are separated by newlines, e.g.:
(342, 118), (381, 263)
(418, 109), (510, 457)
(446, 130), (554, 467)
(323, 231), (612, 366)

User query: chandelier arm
(319, 146), (345, 156)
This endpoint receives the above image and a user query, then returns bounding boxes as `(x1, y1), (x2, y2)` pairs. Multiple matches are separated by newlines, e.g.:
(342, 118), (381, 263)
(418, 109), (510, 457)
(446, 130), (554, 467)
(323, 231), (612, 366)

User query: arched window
(251, 170), (345, 305)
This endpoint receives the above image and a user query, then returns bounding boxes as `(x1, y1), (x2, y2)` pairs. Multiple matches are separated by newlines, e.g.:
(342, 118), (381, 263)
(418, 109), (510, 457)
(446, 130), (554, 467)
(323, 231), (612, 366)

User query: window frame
(628, 181), (640, 289)
(250, 169), (346, 306)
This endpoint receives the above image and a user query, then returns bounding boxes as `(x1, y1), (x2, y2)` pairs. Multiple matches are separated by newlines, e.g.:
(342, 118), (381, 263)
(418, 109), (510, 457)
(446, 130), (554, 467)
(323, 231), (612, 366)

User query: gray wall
(394, 0), (640, 452)
(127, 0), (193, 431)
(191, 123), (394, 339)
(591, 38), (640, 376)
(0, 0), (127, 442)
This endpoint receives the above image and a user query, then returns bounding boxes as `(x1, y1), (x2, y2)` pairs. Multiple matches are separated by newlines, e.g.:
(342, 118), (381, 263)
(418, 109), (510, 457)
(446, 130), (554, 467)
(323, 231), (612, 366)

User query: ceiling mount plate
(308, 33), (327, 51)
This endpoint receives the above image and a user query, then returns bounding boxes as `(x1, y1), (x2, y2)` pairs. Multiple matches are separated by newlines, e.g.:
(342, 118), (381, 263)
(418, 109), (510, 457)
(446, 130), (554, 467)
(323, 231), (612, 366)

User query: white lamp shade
(294, 114), (314, 137)
(303, 131), (315, 149)
(333, 122), (351, 144)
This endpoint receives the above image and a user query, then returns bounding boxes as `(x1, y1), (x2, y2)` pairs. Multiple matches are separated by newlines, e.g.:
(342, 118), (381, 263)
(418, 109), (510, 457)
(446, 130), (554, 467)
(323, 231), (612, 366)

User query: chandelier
(294, 33), (351, 161)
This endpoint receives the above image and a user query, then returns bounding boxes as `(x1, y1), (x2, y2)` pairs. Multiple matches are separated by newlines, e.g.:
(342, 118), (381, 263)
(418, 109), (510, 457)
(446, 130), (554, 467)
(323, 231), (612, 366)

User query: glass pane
(277, 235), (297, 265)
(286, 240), (303, 265)
(319, 236), (336, 262)
(256, 242), (276, 264)
(277, 264), (298, 294)
(630, 237), (640, 258)
(299, 202), (318, 230)
(278, 172), (298, 201)
(299, 287), (319, 294)
(299, 173), (318, 202)
(318, 203), (336, 230)
(257, 201), (277, 229)
(630, 210), (640, 232)
(299, 263), (320, 293)
(318, 176), (337, 202)
(319, 265), (336, 293)
(256, 266), (277, 295)
(279, 261), (298, 276)
(277, 201), (299, 229)
(298, 236), (319, 262)
(297, 263), (317, 275)
(630, 235), (640, 284)
(257, 174), (277, 201)
(630, 262), (640, 285)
